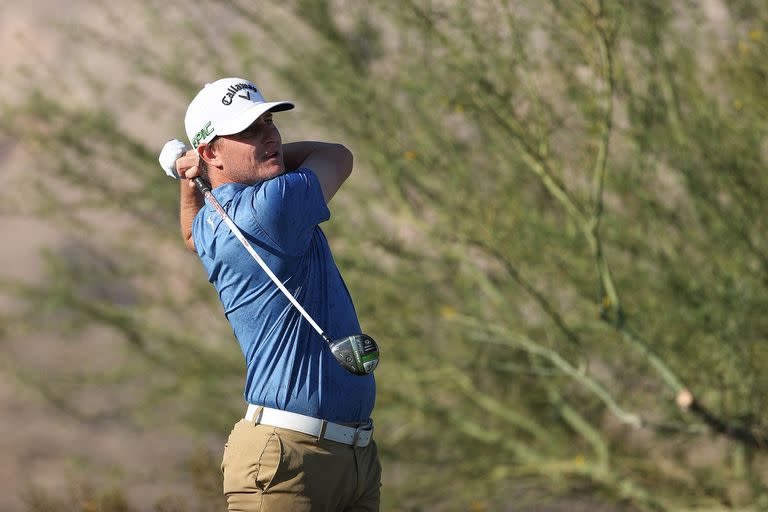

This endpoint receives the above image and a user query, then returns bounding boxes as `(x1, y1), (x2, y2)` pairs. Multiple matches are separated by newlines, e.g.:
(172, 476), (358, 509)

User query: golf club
(159, 140), (379, 375)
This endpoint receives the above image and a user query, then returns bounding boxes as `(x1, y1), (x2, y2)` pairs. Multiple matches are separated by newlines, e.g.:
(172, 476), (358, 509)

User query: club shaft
(193, 178), (333, 345)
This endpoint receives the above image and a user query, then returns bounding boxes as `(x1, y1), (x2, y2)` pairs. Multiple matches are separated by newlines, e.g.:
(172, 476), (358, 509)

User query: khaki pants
(221, 418), (382, 511)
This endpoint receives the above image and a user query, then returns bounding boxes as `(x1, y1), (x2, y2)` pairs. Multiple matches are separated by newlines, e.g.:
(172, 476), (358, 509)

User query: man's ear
(197, 142), (220, 168)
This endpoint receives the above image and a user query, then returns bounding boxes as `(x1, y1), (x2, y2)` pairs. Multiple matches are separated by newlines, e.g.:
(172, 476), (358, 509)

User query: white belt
(245, 404), (373, 447)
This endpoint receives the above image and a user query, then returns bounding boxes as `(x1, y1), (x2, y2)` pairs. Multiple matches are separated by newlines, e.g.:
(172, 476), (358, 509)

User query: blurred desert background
(1, 1), (767, 511)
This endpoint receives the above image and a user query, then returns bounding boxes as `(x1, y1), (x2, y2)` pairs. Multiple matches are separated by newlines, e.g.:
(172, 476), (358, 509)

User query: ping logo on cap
(222, 83), (259, 105)
(191, 121), (214, 148)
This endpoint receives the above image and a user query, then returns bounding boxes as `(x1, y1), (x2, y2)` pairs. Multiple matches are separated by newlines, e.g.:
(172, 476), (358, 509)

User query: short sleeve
(249, 168), (330, 255)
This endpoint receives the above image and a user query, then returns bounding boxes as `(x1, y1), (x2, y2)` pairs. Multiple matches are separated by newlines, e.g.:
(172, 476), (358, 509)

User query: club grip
(193, 177), (212, 195)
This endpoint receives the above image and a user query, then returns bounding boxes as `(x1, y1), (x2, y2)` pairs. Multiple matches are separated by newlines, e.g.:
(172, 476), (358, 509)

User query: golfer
(168, 77), (380, 511)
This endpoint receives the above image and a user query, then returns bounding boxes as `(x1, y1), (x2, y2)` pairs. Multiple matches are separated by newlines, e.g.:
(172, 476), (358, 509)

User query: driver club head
(329, 334), (380, 376)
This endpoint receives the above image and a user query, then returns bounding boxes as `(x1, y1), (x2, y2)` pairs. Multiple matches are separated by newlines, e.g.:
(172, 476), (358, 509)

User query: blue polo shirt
(192, 169), (375, 423)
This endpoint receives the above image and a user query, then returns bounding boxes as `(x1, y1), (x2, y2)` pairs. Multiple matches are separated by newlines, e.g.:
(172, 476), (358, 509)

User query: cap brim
(216, 101), (295, 137)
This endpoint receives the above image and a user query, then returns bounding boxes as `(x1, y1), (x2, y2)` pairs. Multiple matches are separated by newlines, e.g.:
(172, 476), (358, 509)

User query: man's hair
(198, 137), (219, 181)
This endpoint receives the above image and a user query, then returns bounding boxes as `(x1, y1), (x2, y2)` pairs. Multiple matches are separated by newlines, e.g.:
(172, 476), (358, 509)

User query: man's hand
(159, 139), (190, 179)
(176, 150), (201, 189)
(159, 139), (200, 189)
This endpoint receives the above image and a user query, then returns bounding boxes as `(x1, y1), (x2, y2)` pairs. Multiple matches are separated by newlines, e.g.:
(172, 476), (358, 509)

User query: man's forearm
(180, 179), (204, 251)
(283, 141), (340, 171)
(283, 141), (353, 203)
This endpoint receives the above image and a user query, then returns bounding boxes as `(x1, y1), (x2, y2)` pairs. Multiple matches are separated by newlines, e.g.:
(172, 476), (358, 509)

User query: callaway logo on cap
(185, 77), (295, 148)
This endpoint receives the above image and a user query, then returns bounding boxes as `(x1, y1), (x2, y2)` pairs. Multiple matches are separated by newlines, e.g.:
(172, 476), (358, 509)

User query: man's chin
(261, 162), (286, 180)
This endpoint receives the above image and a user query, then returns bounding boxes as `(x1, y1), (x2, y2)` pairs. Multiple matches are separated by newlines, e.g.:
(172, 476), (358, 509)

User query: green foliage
(3, 0), (768, 510)
(23, 482), (134, 512)
(19, 448), (223, 512)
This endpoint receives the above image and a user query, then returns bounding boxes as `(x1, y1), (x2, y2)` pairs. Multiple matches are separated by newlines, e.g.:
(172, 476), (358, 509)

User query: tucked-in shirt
(192, 169), (375, 422)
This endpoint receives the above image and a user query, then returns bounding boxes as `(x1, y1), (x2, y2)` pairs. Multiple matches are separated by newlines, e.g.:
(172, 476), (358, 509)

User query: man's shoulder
(261, 168), (319, 189)
(212, 181), (251, 203)
(253, 169), (323, 206)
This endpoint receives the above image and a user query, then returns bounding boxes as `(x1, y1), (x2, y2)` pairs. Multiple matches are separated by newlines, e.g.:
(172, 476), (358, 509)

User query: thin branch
(582, 2), (623, 324)
(445, 366), (555, 445)
(468, 82), (591, 226)
(544, 372), (610, 470)
(455, 314), (644, 429)
(677, 389), (768, 450)
(465, 237), (584, 349)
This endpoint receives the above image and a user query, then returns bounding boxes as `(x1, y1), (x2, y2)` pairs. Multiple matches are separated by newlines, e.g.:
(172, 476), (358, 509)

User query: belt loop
(352, 426), (361, 447)
(249, 405), (264, 426)
(316, 420), (328, 442)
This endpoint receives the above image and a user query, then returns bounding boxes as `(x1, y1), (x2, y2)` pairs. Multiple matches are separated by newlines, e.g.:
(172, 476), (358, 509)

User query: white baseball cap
(184, 78), (294, 148)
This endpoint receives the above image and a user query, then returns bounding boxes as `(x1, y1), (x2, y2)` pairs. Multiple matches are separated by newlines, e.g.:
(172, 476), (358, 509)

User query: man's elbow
(184, 235), (196, 252)
(333, 144), (353, 180)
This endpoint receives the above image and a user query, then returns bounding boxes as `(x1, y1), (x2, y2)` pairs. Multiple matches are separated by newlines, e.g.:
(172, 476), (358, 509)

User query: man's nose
(264, 124), (280, 143)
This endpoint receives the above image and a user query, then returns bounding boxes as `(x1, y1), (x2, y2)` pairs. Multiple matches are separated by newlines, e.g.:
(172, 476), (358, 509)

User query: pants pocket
(222, 423), (284, 496)
(254, 430), (283, 492)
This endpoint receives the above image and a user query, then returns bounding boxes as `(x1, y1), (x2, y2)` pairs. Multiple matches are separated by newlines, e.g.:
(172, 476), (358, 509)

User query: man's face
(214, 112), (285, 184)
